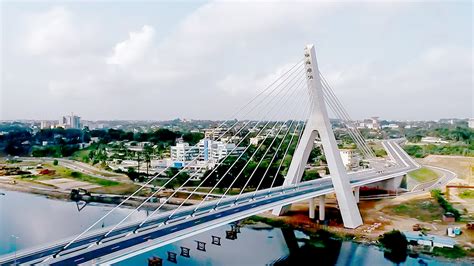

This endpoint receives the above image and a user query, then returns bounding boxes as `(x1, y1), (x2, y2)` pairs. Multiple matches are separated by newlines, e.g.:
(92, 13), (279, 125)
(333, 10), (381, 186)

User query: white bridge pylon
(272, 44), (363, 228)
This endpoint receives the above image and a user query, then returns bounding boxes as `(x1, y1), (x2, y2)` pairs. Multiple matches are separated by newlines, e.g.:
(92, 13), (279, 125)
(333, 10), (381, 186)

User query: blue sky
(1, 1), (472, 121)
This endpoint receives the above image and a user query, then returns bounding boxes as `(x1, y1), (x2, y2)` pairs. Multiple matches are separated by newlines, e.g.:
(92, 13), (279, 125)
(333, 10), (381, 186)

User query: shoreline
(243, 215), (474, 263)
(0, 182), (177, 211)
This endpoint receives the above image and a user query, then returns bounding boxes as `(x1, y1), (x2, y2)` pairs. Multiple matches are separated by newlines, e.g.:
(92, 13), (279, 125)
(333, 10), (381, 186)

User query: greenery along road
(408, 167), (439, 183)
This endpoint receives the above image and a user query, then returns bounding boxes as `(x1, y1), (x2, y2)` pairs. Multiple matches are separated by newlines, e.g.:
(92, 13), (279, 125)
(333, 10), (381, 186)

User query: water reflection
(0, 190), (147, 255)
(0, 190), (468, 266)
(115, 224), (465, 266)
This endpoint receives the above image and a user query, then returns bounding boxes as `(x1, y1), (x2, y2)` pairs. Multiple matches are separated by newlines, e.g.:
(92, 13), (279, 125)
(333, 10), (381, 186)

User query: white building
(469, 118), (474, 129)
(60, 113), (81, 129)
(421, 137), (449, 144)
(170, 142), (199, 162)
(339, 149), (360, 170)
(382, 124), (399, 129)
(170, 138), (244, 168)
(250, 136), (263, 145)
(40, 121), (53, 129)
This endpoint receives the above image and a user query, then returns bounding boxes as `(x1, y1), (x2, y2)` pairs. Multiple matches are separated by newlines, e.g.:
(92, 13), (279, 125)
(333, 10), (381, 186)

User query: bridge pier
(180, 247), (190, 258)
(167, 251), (177, 263)
(353, 187), (360, 203)
(195, 241), (206, 251)
(308, 198), (316, 219)
(319, 195), (325, 221)
(148, 256), (163, 266)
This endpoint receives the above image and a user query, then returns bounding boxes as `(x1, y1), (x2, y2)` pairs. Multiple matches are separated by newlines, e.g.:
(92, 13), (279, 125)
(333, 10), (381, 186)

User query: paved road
(0, 140), (416, 265)
(411, 165), (457, 192)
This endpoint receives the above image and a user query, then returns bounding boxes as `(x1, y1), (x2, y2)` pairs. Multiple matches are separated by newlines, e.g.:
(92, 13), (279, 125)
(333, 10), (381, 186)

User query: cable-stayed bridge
(0, 45), (419, 265)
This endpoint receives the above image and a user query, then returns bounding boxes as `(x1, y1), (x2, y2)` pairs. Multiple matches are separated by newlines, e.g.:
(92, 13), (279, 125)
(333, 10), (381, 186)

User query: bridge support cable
(321, 84), (374, 158)
(98, 67), (307, 241)
(323, 90), (375, 159)
(217, 92), (309, 207)
(280, 107), (308, 191)
(319, 73), (375, 158)
(53, 60), (305, 257)
(165, 75), (307, 220)
(189, 79), (308, 214)
(320, 73), (375, 158)
(129, 68), (308, 232)
(133, 66), (306, 226)
(213, 80), (309, 206)
(232, 93), (312, 204)
(260, 120), (303, 197)
(322, 90), (372, 158)
(189, 77), (308, 215)
(252, 100), (311, 199)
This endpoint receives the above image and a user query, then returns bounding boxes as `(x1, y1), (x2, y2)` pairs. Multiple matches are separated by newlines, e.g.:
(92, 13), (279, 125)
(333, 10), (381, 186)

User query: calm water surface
(0, 189), (467, 265)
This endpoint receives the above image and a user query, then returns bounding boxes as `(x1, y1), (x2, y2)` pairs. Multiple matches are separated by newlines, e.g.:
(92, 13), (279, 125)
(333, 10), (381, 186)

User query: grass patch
(384, 199), (444, 222)
(44, 163), (120, 187)
(432, 246), (467, 259)
(408, 167), (439, 183)
(89, 183), (145, 195)
(69, 171), (119, 186)
(70, 148), (92, 163)
(459, 189), (474, 199)
(244, 215), (292, 228)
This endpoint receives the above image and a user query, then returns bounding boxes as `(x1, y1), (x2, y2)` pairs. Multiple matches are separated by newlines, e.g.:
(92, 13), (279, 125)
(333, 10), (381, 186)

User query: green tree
(379, 230), (408, 264)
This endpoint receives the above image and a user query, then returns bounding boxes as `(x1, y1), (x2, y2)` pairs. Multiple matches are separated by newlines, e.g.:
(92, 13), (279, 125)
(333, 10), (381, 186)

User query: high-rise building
(60, 113), (81, 129)
(468, 118), (474, 129)
(40, 121), (52, 129)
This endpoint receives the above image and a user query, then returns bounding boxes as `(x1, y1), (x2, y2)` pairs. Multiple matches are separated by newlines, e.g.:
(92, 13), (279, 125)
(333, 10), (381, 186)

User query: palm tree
(143, 144), (153, 176)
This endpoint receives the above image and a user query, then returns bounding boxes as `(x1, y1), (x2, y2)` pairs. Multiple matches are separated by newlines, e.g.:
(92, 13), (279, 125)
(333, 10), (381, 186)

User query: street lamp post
(11, 235), (19, 265)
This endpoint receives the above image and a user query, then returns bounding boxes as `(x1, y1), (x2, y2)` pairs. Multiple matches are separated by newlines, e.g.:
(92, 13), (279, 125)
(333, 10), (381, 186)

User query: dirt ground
(419, 155), (473, 184)
(258, 191), (473, 250)
(418, 155), (474, 214)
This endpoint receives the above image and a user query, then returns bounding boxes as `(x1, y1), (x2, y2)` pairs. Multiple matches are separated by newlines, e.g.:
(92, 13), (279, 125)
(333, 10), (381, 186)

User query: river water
(0, 190), (466, 265)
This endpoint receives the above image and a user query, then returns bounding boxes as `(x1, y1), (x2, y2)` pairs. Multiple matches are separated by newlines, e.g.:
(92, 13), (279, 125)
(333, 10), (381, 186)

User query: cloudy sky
(1, 1), (472, 121)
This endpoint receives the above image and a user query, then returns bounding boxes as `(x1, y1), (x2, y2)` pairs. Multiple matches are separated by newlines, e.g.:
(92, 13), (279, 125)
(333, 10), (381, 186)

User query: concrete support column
(309, 198), (315, 219)
(319, 195), (325, 221)
(354, 187), (360, 203)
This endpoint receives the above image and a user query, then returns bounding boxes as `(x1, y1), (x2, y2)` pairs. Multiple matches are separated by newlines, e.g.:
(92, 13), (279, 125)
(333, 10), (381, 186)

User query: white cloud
(3, 1), (471, 120)
(23, 6), (97, 57)
(323, 45), (472, 120)
(106, 25), (155, 66)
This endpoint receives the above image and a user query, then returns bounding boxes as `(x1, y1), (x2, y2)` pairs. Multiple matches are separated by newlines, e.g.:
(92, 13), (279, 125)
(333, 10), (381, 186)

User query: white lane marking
(74, 257), (84, 262)
(111, 245), (120, 250)
(170, 227), (178, 231)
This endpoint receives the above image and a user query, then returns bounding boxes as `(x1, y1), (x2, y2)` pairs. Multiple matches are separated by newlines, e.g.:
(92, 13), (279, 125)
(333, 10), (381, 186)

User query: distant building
(357, 117), (381, 130)
(40, 121), (53, 129)
(204, 127), (233, 140)
(60, 113), (81, 129)
(339, 149), (360, 170)
(250, 136), (263, 145)
(469, 118), (474, 129)
(171, 142), (199, 162)
(170, 138), (244, 169)
(421, 137), (448, 144)
(382, 123), (399, 129)
(404, 232), (456, 249)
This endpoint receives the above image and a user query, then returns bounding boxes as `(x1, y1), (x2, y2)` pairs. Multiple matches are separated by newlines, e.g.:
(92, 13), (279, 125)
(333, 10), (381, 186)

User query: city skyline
(1, 1), (472, 121)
